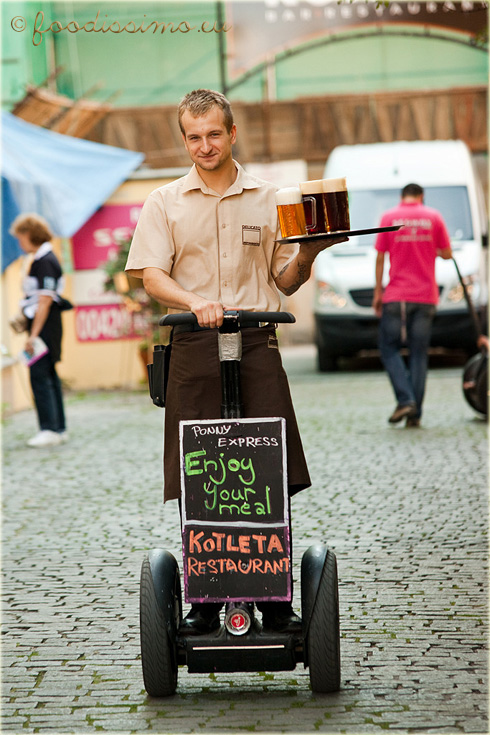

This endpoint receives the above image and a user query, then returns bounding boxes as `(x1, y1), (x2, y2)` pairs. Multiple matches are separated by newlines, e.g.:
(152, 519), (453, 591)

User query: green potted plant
(103, 234), (169, 366)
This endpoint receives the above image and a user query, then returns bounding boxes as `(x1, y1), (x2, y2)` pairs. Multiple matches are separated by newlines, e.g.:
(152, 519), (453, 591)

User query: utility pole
(216, 1), (228, 95)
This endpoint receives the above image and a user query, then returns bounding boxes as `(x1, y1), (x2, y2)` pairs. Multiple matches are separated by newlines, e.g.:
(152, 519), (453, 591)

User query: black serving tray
(275, 225), (402, 244)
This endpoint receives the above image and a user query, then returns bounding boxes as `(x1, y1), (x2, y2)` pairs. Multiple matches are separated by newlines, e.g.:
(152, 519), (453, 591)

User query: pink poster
(75, 304), (148, 342)
(72, 203), (142, 271)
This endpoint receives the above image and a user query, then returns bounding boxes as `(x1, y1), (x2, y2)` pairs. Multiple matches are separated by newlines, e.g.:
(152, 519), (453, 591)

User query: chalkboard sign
(180, 417), (290, 603)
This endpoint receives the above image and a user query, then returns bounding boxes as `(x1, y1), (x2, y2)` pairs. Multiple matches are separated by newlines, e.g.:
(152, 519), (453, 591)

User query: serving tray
(275, 224), (402, 244)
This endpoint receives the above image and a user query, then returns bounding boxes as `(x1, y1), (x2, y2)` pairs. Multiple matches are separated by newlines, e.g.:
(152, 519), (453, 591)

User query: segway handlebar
(159, 310), (296, 327)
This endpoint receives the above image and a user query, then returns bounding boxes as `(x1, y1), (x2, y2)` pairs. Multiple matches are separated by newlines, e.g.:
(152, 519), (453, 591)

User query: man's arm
(142, 267), (224, 328)
(435, 213), (452, 259)
(274, 238), (347, 296)
(372, 251), (385, 317)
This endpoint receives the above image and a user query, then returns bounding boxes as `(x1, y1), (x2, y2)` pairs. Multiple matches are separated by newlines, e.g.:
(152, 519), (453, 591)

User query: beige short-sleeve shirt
(125, 162), (297, 312)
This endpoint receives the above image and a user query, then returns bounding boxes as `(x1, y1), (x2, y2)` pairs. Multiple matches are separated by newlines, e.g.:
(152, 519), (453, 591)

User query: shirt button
(223, 281), (228, 287)
(221, 223), (227, 228)
(222, 252), (227, 258)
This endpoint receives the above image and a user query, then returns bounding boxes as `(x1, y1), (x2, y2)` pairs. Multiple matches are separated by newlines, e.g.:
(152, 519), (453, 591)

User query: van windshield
(349, 186), (473, 245)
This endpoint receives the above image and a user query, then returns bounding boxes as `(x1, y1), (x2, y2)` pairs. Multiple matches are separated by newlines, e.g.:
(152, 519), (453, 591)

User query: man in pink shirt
(372, 183), (453, 426)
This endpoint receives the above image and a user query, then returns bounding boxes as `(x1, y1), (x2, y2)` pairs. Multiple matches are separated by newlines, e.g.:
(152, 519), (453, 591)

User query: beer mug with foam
(322, 177), (350, 232)
(300, 179), (326, 235)
(276, 187), (314, 239)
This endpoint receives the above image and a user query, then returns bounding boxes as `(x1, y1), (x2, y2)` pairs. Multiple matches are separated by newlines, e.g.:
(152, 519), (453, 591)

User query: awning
(2, 176), (22, 270)
(1, 111), (144, 271)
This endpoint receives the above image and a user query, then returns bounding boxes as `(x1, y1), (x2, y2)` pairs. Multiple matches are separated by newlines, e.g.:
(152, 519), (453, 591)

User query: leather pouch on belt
(147, 343), (172, 408)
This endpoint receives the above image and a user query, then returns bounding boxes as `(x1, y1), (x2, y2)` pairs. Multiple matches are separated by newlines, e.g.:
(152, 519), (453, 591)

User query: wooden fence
(12, 85), (487, 169)
(84, 86), (487, 168)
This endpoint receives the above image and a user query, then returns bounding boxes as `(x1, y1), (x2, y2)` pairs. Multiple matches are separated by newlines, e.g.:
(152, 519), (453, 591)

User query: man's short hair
(178, 89), (234, 135)
(402, 183), (424, 198)
(10, 213), (54, 246)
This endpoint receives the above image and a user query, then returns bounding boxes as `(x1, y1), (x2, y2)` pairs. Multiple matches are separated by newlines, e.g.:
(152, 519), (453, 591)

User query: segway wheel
(140, 554), (180, 697)
(307, 549), (341, 693)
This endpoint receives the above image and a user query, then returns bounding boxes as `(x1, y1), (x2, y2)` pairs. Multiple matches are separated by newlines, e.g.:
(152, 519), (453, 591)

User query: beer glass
(276, 187), (310, 239)
(300, 179), (326, 235)
(322, 177), (350, 232)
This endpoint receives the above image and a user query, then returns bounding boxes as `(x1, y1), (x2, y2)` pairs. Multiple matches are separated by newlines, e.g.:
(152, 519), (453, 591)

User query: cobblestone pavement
(2, 346), (488, 734)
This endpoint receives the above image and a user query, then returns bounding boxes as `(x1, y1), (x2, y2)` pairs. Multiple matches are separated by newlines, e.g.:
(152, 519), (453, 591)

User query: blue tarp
(1, 112), (144, 271)
(2, 176), (22, 270)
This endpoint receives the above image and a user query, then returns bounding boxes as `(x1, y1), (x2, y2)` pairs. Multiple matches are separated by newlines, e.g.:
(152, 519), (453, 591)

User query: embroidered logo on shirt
(242, 225), (261, 246)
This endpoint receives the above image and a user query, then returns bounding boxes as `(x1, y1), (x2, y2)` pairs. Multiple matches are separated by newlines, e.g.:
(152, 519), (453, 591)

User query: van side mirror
(482, 233), (488, 249)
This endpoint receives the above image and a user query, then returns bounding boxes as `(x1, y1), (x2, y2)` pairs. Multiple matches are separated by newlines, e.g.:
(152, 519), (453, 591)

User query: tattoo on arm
(278, 261), (310, 296)
(277, 263), (290, 280)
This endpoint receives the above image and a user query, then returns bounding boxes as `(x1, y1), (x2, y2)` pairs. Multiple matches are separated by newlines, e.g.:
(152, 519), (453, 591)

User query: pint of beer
(300, 179), (326, 235)
(322, 177), (350, 232)
(276, 187), (307, 239)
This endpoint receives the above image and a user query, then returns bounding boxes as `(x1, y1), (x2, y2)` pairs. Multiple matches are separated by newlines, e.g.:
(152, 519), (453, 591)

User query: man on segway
(126, 89), (345, 636)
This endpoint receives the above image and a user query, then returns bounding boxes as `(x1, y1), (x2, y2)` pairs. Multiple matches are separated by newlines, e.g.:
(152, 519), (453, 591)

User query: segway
(139, 310), (341, 696)
(452, 258), (488, 417)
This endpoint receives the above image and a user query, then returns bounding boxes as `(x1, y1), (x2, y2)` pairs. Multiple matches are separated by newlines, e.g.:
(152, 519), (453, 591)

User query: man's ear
(230, 124), (237, 145)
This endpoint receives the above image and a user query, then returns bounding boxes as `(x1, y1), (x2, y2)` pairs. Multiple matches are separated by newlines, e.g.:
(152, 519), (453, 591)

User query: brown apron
(163, 326), (311, 502)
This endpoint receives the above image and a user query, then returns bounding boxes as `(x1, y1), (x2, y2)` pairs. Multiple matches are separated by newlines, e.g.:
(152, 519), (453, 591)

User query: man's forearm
(374, 251), (385, 293)
(142, 267), (224, 328)
(274, 236), (348, 296)
(372, 252), (385, 316)
(275, 251), (315, 297)
(143, 267), (197, 311)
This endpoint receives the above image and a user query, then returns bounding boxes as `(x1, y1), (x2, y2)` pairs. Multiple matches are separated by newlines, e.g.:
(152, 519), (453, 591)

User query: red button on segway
(230, 613), (246, 631)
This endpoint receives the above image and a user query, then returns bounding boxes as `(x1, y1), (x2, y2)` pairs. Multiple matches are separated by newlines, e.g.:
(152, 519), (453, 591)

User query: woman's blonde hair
(10, 213), (54, 247)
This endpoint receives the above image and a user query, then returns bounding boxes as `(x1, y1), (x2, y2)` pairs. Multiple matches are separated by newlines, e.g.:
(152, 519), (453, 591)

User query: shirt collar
(33, 242), (53, 260)
(182, 160), (262, 197)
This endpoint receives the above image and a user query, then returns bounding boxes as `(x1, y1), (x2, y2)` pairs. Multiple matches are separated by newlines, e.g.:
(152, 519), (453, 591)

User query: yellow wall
(3, 257), (36, 413)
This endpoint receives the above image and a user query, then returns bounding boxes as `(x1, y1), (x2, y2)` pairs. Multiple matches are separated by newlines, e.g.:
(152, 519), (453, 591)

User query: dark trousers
(379, 302), (436, 419)
(29, 354), (66, 433)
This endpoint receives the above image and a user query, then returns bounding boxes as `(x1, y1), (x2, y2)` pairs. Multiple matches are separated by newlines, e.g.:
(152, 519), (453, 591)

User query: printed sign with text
(72, 203), (142, 271)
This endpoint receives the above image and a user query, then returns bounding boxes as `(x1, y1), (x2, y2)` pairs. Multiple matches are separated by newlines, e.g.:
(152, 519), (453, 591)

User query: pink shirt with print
(375, 201), (451, 304)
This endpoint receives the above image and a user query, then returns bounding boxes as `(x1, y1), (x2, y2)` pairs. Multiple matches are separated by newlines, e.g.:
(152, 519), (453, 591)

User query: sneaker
(388, 403), (417, 424)
(27, 430), (62, 448)
(58, 431), (69, 443)
(405, 416), (421, 428)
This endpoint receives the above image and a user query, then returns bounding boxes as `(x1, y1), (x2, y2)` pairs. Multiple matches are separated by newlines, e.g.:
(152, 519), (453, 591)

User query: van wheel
(317, 348), (338, 372)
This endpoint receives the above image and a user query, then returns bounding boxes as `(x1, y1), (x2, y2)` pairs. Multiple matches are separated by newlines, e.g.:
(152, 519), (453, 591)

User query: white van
(313, 140), (488, 370)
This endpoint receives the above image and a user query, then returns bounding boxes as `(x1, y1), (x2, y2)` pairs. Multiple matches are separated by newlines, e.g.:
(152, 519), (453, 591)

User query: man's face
(181, 106), (236, 173)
